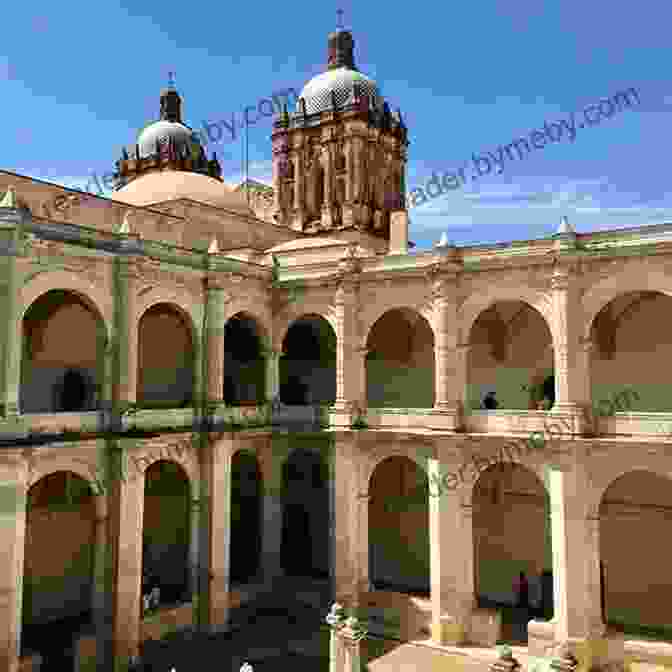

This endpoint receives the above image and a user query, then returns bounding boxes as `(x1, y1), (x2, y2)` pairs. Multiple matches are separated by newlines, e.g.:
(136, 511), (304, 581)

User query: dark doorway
(280, 316), (336, 406)
(230, 451), (262, 584)
(59, 368), (89, 412)
(280, 450), (329, 578)
(224, 314), (265, 406)
(542, 375), (555, 407)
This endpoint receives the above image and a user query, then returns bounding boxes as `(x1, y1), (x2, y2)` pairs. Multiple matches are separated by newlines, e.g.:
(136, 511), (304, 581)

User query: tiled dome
(136, 120), (199, 159)
(298, 67), (383, 116)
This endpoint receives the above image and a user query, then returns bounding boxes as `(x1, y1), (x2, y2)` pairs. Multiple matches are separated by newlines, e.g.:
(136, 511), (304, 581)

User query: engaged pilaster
(427, 260), (462, 431)
(543, 464), (619, 669)
(204, 276), (228, 411)
(429, 458), (474, 644)
(331, 251), (364, 427)
(550, 261), (590, 434)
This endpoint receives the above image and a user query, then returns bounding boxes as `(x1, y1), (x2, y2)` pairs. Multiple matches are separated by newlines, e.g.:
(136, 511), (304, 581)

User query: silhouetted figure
(59, 368), (87, 412)
(482, 391), (499, 410)
(514, 571), (529, 609)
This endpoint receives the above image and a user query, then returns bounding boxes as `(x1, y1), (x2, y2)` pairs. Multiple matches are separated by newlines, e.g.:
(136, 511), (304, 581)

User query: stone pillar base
(550, 403), (592, 436)
(342, 204), (355, 228)
(529, 622), (625, 672)
(571, 632), (625, 672)
(428, 405), (461, 431)
(329, 402), (358, 429)
(432, 616), (467, 646)
(321, 207), (333, 230)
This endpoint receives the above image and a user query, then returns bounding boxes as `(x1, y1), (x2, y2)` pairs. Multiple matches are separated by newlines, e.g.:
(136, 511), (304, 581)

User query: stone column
(332, 270), (363, 427)
(114, 256), (140, 414)
(265, 350), (280, 404)
(333, 436), (359, 608)
(0, 457), (27, 672)
(205, 278), (227, 409)
(321, 145), (334, 229)
(0, 206), (23, 420)
(110, 447), (145, 667)
(551, 265), (589, 434)
(188, 498), (200, 601)
(578, 339), (596, 435)
(547, 465), (609, 666)
(342, 137), (355, 228)
(430, 270), (461, 430)
(340, 615), (367, 672)
(91, 505), (108, 633)
(257, 436), (285, 586)
(293, 153), (306, 231)
(326, 440), (339, 595)
(197, 436), (231, 633)
(429, 458), (474, 644)
(455, 344), (471, 416)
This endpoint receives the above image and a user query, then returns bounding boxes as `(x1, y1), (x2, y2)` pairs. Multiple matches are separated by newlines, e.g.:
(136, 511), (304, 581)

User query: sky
(1, 1), (671, 252)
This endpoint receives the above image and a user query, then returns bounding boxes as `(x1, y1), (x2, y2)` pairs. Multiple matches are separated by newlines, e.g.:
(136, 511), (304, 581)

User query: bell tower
(271, 18), (408, 241)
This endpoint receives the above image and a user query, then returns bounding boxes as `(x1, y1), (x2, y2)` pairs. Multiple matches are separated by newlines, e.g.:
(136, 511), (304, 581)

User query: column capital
(339, 615), (367, 644)
(204, 275), (232, 293)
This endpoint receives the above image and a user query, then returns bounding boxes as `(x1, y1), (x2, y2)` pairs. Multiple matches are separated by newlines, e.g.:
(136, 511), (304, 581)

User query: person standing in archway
(514, 570), (529, 609)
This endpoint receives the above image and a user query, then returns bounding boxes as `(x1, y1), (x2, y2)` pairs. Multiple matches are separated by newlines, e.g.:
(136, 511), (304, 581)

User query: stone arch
(361, 303), (437, 349)
(599, 469), (672, 634)
(19, 270), (112, 330)
(364, 447), (429, 493)
(280, 314), (336, 405)
(466, 299), (554, 411)
(21, 470), (97, 666)
(27, 458), (105, 517)
(137, 302), (196, 408)
(276, 309), (337, 352)
(280, 448), (330, 578)
(472, 461), (552, 636)
(365, 307), (435, 408)
(368, 455), (430, 594)
(134, 288), (199, 339)
(230, 449), (262, 584)
(581, 269), (672, 343)
(224, 311), (267, 406)
(20, 287), (109, 413)
(132, 444), (198, 499)
(586, 289), (672, 413)
(142, 459), (192, 608)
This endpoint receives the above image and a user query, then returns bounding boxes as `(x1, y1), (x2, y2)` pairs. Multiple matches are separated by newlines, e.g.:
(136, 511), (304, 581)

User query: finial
(168, 70), (176, 88)
(557, 215), (574, 234)
(336, 8), (345, 30)
(0, 186), (18, 209)
(435, 232), (451, 248)
(119, 211), (132, 235)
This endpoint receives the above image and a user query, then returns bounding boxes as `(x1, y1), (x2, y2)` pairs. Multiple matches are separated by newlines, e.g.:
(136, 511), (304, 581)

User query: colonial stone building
(0, 22), (671, 672)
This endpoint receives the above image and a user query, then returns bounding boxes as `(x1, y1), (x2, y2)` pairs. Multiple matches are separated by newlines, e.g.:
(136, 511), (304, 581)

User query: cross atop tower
(336, 8), (345, 30)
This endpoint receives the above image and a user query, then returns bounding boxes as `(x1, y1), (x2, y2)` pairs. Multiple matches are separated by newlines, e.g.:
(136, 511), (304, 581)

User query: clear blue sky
(1, 1), (670, 251)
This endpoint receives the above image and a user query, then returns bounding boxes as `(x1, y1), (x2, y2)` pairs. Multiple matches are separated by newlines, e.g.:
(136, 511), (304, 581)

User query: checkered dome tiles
(298, 67), (383, 115)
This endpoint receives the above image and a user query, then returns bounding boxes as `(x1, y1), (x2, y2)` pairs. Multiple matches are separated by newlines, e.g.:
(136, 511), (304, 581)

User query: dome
(136, 120), (199, 159)
(112, 171), (253, 214)
(298, 67), (384, 116)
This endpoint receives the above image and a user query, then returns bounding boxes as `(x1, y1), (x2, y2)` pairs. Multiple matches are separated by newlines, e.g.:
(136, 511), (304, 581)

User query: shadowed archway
(20, 289), (105, 413)
(230, 450), (262, 584)
(280, 449), (330, 578)
(21, 471), (96, 668)
(368, 455), (430, 594)
(473, 462), (552, 643)
(280, 315), (336, 406)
